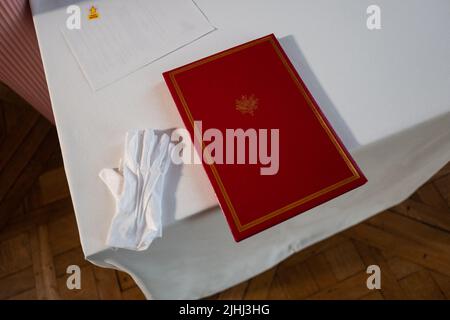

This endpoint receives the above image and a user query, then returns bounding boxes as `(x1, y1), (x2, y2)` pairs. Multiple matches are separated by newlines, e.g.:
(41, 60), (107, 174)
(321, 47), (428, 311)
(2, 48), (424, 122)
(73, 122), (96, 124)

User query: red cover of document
(163, 34), (367, 241)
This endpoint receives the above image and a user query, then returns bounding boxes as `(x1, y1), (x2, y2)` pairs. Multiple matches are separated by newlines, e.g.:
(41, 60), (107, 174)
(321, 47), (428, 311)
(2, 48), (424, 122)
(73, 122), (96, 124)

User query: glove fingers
(150, 133), (171, 173)
(124, 129), (142, 173)
(104, 129), (173, 251)
(141, 129), (157, 174)
(99, 168), (124, 201)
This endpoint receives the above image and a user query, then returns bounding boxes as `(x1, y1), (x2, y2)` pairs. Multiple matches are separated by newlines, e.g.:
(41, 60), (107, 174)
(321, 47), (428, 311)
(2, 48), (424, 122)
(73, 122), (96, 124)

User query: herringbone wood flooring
(1, 83), (450, 300)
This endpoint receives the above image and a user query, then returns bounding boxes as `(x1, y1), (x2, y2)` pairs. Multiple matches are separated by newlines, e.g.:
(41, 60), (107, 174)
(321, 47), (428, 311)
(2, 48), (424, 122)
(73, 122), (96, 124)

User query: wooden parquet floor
(1, 83), (450, 300)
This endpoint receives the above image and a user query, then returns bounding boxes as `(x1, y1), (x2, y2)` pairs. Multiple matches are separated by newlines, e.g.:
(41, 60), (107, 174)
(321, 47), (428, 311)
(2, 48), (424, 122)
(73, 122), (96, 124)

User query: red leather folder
(163, 34), (367, 241)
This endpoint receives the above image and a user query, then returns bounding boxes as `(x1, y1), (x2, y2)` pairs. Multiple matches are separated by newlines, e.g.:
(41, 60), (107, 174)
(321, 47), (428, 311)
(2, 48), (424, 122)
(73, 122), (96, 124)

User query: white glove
(99, 129), (174, 251)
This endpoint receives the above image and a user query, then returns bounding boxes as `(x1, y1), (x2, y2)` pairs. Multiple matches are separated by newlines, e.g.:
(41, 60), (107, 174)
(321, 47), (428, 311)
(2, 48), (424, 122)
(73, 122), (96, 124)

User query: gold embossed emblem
(88, 6), (99, 20)
(235, 94), (258, 116)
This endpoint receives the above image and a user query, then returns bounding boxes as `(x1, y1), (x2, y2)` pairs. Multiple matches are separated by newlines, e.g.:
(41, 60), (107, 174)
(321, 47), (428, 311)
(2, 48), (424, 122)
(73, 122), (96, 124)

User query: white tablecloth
(31, 0), (450, 299)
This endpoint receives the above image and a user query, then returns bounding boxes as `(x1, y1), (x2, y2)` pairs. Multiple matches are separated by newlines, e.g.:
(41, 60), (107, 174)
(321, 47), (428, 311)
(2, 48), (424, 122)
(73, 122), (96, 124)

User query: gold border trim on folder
(167, 36), (360, 233)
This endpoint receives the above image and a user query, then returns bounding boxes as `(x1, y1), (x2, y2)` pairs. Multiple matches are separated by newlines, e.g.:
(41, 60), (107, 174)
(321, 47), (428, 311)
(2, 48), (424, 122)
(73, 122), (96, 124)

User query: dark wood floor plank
(368, 211), (450, 256)
(37, 224), (60, 299)
(121, 286), (145, 300)
(244, 267), (277, 300)
(117, 271), (137, 292)
(0, 102), (6, 144)
(2, 97), (28, 133)
(57, 265), (99, 300)
(306, 253), (337, 290)
(276, 262), (319, 299)
(0, 232), (32, 279)
(386, 256), (423, 280)
(324, 240), (365, 281)
(218, 281), (249, 300)
(0, 198), (74, 243)
(434, 174), (450, 206)
(93, 267), (122, 300)
(7, 288), (37, 300)
(48, 213), (81, 256)
(0, 117), (51, 201)
(0, 128), (58, 228)
(278, 234), (346, 270)
(38, 168), (70, 206)
(399, 270), (445, 300)
(53, 246), (88, 278)
(432, 163), (450, 182)
(346, 223), (450, 277)
(431, 272), (450, 299)
(0, 106), (40, 172)
(0, 267), (35, 299)
(353, 240), (405, 299)
(416, 182), (449, 209)
(392, 199), (450, 232)
(308, 272), (370, 300)
(267, 276), (290, 300)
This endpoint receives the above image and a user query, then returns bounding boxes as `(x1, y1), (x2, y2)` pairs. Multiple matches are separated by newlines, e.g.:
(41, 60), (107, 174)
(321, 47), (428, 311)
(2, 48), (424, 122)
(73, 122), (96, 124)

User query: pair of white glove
(99, 129), (174, 251)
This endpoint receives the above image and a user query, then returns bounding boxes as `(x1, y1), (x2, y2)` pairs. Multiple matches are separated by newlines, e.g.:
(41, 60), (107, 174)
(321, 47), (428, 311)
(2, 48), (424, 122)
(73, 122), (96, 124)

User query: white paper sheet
(62, 0), (215, 90)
